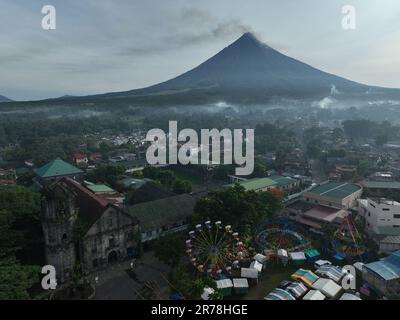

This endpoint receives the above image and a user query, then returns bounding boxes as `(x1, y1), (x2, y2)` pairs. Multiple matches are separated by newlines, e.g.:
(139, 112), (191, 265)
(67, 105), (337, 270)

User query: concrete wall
(82, 207), (139, 274)
(359, 198), (400, 236)
(303, 188), (362, 210)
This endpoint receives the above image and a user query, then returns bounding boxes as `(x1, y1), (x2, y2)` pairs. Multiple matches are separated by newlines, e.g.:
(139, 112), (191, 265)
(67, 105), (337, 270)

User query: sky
(1, 0), (400, 101)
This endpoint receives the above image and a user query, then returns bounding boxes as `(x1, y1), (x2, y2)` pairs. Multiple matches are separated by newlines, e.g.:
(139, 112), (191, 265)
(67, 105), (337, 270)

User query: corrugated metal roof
(86, 184), (116, 193)
(364, 250), (400, 281)
(269, 175), (296, 187)
(235, 177), (277, 191)
(307, 182), (361, 200)
(126, 194), (195, 232)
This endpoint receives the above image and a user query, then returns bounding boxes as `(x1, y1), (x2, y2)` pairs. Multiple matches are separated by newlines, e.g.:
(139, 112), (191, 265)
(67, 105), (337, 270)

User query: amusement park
(180, 209), (378, 300)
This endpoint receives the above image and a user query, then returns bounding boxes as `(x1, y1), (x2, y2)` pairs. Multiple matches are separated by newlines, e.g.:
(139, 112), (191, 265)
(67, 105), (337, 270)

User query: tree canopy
(0, 186), (42, 299)
(153, 232), (186, 268)
(193, 184), (282, 233)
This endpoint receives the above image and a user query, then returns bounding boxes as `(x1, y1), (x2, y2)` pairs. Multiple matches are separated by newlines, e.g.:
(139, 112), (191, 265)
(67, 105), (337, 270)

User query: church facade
(41, 177), (140, 283)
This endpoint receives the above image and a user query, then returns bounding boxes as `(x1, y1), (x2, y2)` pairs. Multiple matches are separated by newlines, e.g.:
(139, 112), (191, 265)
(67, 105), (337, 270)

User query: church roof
(61, 177), (110, 228)
(126, 194), (196, 232)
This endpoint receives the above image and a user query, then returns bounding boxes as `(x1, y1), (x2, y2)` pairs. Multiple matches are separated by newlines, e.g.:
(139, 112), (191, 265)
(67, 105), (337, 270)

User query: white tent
(312, 278), (342, 298)
(253, 253), (267, 264)
(339, 293), (362, 300)
(314, 259), (332, 269)
(201, 287), (215, 300)
(233, 278), (249, 289)
(289, 252), (306, 261)
(250, 260), (263, 272)
(216, 279), (233, 290)
(241, 267), (259, 279)
(277, 249), (289, 266)
(303, 290), (326, 300)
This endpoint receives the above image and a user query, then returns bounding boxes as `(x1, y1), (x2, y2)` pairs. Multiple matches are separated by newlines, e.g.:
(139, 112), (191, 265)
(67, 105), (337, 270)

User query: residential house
(71, 152), (88, 165)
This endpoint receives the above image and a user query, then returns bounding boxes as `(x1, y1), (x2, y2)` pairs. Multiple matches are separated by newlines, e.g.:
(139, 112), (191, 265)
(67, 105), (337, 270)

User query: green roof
(269, 175), (296, 187)
(126, 194), (196, 232)
(86, 184), (115, 193)
(307, 182), (361, 200)
(35, 159), (83, 178)
(305, 249), (320, 258)
(229, 177), (277, 191)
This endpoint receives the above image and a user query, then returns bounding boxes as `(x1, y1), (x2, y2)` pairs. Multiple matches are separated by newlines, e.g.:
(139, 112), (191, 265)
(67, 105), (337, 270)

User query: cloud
(0, 1), (399, 100)
(118, 8), (252, 56)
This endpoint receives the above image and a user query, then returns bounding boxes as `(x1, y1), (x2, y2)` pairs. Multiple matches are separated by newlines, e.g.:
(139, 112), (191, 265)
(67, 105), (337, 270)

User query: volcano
(58, 32), (399, 104)
(0, 94), (12, 103)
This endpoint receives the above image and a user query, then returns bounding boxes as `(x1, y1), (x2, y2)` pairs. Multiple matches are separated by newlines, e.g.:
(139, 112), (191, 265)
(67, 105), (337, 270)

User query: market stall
(316, 264), (344, 282)
(233, 278), (249, 295)
(286, 281), (308, 298)
(291, 268), (319, 287)
(302, 289), (326, 300)
(215, 279), (233, 297)
(289, 252), (306, 266)
(305, 249), (320, 263)
(264, 288), (296, 301)
(312, 278), (342, 298)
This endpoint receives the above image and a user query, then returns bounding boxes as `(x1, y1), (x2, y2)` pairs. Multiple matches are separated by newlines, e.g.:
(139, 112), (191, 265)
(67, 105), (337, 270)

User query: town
(1, 102), (400, 301)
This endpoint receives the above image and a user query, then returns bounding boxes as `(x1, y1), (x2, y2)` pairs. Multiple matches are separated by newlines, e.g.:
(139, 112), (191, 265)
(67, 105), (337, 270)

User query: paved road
(93, 251), (171, 300)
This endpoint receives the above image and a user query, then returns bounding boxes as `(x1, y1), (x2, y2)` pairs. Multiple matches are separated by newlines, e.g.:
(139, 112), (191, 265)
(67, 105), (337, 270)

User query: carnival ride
(332, 215), (366, 261)
(255, 219), (310, 252)
(256, 228), (310, 251)
(186, 221), (251, 277)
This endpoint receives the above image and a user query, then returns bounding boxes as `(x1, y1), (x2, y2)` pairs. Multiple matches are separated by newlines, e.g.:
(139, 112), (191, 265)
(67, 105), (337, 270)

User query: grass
(242, 264), (298, 300)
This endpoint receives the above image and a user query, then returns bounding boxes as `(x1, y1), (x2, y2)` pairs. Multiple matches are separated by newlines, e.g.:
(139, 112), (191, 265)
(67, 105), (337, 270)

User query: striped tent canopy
(286, 282), (308, 298)
(291, 268), (319, 287)
(264, 288), (296, 301)
(316, 265), (344, 282)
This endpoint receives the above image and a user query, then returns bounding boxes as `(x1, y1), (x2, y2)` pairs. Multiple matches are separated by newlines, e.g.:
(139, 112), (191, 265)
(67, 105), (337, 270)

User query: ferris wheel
(185, 221), (250, 276)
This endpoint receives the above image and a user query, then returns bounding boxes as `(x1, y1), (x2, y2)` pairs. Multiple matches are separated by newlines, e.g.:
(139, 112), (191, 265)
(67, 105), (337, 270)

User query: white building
(359, 198), (400, 253)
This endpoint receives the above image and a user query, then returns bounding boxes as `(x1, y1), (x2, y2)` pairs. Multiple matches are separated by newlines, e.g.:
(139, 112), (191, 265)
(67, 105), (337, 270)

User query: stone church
(41, 176), (140, 283)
